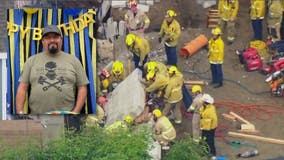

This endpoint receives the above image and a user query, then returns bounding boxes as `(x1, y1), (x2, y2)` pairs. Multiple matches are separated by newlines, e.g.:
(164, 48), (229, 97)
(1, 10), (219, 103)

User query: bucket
(180, 34), (208, 58)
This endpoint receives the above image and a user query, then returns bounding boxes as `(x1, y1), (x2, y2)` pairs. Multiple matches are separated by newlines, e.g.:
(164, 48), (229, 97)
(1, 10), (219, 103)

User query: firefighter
(125, 33), (150, 71)
(144, 61), (168, 75)
(250, 0), (265, 40)
(200, 94), (218, 158)
(218, 0), (239, 44)
(162, 66), (183, 124)
(208, 27), (225, 88)
(124, 1), (150, 36)
(105, 115), (134, 132)
(110, 61), (126, 91)
(187, 85), (204, 142)
(145, 66), (169, 94)
(158, 9), (181, 66)
(85, 103), (106, 127)
(152, 109), (176, 150)
(267, 0), (283, 42)
(97, 69), (111, 96)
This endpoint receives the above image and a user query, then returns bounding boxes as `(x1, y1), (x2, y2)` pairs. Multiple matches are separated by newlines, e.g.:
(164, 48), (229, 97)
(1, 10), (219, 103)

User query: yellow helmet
(124, 115), (133, 124)
(212, 27), (222, 35)
(147, 61), (157, 73)
(192, 85), (202, 94)
(125, 34), (136, 46)
(166, 9), (177, 17)
(152, 109), (162, 118)
(146, 70), (155, 80)
(112, 61), (124, 75)
(168, 66), (179, 74)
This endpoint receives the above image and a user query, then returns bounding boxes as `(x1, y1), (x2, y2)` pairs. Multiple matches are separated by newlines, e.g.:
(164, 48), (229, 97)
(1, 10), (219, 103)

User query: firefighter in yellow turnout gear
(250, 0), (266, 40)
(162, 66), (183, 124)
(208, 27), (225, 88)
(200, 94), (218, 157)
(152, 109), (176, 150)
(145, 62), (169, 94)
(125, 33), (150, 72)
(218, 0), (239, 44)
(110, 61), (126, 91)
(159, 9), (181, 66)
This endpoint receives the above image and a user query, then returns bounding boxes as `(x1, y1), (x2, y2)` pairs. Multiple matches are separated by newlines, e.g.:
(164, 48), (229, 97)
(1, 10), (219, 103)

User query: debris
(184, 80), (208, 85)
(229, 112), (255, 131)
(228, 132), (284, 145)
(222, 113), (236, 122)
(207, 9), (220, 28)
(237, 149), (259, 158)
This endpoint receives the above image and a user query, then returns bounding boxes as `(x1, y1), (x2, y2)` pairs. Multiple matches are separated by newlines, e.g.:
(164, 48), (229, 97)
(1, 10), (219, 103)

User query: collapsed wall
(104, 69), (145, 125)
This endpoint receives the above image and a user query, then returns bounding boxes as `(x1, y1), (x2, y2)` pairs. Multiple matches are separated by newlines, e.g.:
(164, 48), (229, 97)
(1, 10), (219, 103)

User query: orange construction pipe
(180, 34), (208, 58)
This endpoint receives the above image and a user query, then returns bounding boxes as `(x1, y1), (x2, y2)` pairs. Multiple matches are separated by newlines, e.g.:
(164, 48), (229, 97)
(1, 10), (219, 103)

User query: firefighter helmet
(112, 61), (124, 75)
(153, 109), (162, 118)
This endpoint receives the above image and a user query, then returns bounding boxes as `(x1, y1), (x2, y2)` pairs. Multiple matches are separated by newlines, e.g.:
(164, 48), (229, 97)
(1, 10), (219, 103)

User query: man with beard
(16, 25), (89, 114)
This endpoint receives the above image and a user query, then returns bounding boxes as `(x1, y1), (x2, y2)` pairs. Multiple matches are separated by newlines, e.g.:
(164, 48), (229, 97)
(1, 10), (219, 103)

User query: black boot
(213, 82), (223, 88)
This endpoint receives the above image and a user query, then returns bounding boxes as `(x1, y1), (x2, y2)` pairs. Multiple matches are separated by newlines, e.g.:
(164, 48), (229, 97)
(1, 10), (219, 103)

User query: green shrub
(164, 136), (210, 160)
(0, 126), (152, 160)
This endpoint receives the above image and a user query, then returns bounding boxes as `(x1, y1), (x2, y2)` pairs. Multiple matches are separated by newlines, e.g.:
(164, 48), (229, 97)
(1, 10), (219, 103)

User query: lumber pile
(207, 9), (220, 28)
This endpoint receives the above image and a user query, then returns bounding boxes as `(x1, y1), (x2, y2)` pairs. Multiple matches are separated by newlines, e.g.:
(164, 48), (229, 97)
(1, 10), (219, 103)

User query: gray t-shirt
(19, 51), (89, 114)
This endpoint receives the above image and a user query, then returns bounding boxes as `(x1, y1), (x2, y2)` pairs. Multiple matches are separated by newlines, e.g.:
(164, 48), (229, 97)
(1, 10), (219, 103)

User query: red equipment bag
(243, 48), (258, 62)
(244, 54), (263, 72)
(238, 48), (258, 64)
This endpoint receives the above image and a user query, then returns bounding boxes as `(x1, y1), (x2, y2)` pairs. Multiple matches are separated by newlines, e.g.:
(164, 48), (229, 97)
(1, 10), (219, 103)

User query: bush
(0, 126), (152, 160)
(164, 136), (210, 160)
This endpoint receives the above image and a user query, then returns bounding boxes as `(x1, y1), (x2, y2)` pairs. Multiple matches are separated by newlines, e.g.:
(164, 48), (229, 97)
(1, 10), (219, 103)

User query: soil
(111, 0), (284, 159)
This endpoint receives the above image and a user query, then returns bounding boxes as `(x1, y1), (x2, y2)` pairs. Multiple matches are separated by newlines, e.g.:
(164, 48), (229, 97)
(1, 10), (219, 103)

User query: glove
(158, 37), (162, 43)
(165, 38), (173, 43)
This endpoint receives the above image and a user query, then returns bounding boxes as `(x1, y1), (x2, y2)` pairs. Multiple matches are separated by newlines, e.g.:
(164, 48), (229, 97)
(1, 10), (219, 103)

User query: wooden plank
(228, 132), (284, 145)
(238, 129), (260, 134)
(184, 80), (208, 86)
(229, 111), (252, 125)
(222, 113), (236, 122)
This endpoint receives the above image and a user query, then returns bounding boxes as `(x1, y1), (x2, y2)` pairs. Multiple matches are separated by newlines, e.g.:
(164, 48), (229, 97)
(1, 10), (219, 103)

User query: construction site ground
(108, 0), (284, 159)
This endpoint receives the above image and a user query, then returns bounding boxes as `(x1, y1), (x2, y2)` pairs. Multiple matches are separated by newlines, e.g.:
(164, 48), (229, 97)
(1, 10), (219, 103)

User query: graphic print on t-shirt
(37, 61), (66, 92)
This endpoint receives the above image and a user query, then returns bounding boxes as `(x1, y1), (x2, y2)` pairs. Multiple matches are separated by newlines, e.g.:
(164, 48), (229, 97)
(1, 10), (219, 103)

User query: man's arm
(72, 85), (88, 113)
(16, 83), (29, 114)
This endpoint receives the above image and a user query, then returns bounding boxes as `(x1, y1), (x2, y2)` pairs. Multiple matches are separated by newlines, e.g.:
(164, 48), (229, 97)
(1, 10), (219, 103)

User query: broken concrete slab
(97, 39), (114, 60)
(118, 20), (126, 36)
(111, 0), (127, 8)
(137, 4), (150, 12)
(104, 69), (145, 125)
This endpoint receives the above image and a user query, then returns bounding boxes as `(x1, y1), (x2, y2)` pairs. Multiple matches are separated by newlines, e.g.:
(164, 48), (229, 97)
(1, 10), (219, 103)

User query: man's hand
(138, 61), (143, 67)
